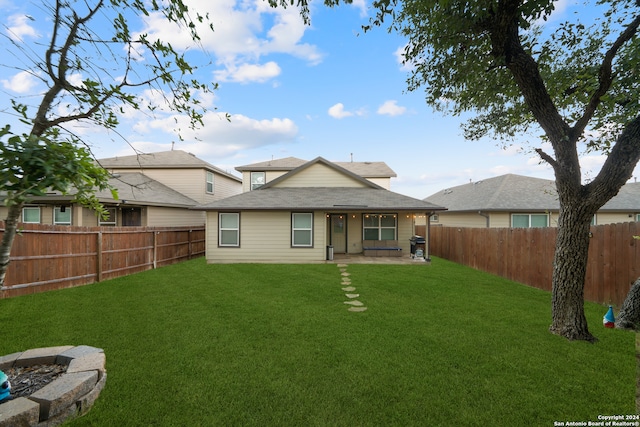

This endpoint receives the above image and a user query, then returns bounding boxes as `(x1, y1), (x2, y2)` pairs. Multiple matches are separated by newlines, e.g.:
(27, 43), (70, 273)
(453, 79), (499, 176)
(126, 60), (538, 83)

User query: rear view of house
(195, 157), (445, 263)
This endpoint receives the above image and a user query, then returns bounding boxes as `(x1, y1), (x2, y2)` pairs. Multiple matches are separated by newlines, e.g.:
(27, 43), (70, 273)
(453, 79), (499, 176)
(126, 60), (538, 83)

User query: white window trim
(219, 212), (240, 247)
(250, 171), (266, 191)
(511, 213), (549, 228)
(206, 171), (215, 194)
(291, 212), (313, 247)
(99, 207), (118, 226)
(54, 206), (72, 225)
(22, 206), (41, 223)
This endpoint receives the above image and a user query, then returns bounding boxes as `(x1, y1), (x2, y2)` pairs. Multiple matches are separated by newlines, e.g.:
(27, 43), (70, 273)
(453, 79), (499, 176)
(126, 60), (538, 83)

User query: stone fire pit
(0, 345), (106, 426)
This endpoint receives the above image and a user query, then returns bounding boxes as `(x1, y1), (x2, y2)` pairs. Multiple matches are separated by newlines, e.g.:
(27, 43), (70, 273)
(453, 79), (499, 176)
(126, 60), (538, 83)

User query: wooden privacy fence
(427, 222), (640, 307)
(0, 222), (205, 298)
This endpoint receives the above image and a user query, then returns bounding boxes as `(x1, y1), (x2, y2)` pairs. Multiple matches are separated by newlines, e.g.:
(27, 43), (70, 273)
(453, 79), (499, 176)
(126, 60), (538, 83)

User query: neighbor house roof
(28, 173), (199, 208)
(99, 150), (241, 182)
(425, 174), (640, 212)
(235, 157), (397, 178)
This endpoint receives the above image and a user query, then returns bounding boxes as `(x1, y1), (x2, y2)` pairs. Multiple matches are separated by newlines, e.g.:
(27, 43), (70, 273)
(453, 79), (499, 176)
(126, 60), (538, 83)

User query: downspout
(478, 211), (490, 228)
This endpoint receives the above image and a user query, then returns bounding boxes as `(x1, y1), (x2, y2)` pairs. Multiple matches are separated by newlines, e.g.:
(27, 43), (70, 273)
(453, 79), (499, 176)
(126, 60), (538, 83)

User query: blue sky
(0, 0), (637, 199)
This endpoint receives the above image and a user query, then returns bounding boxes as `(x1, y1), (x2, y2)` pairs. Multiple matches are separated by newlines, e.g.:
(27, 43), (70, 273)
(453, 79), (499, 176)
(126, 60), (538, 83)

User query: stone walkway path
(337, 264), (367, 312)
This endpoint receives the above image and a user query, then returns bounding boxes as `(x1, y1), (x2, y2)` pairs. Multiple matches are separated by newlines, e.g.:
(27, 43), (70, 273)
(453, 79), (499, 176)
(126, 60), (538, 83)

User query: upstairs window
(251, 172), (265, 190)
(22, 207), (40, 223)
(206, 171), (214, 194)
(511, 213), (548, 228)
(363, 214), (397, 240)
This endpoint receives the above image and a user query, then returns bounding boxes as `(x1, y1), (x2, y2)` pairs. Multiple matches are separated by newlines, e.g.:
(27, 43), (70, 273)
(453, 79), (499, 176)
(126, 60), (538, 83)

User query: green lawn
(0, 257), (635, 426)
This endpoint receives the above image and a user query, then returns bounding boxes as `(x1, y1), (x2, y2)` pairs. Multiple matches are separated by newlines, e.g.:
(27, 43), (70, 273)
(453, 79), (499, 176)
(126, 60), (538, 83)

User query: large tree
(0, 0), (215, 286)
(278, 0), (640, 341)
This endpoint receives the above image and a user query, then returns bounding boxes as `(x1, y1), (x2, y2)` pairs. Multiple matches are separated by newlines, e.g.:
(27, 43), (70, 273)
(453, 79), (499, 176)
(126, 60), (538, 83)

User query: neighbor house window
(251, 172), (265, 190)
(219, 213), (239, 246)
(206, 171), (214, 194)
(22, 207), (40, 223)
(292, 213), (313, 247)
(511, 213), (548, 228)
(363, 214), (397, 240)
(430, 214), (439, 222)
(636, 214), (640, 222)
(54, 206), (72, 225)
(99, 208), (117, 226)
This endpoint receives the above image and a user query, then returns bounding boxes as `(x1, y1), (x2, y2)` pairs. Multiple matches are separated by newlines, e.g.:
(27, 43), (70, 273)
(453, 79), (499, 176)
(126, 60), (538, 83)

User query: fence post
(153, 231), (158, 269)
(96, 231), (103, 282)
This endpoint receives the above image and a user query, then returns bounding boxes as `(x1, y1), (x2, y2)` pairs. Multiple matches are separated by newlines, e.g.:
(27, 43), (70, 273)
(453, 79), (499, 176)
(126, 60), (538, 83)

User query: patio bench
(362, 240), (403, 257)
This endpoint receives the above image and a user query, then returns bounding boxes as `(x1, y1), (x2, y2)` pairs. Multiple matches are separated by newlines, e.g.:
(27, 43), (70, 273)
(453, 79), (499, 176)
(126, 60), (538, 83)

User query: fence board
(431, 223), (639, 307)
(0, 223), (205, 298)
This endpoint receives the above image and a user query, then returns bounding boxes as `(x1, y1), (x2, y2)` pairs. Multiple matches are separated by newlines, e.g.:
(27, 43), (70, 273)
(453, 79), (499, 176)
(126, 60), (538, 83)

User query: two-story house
(195, 157), (445, 263)
(3, 150), (242, 227)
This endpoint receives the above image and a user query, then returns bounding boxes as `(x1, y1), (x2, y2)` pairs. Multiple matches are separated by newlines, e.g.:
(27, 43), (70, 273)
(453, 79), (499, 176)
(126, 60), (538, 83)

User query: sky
(0, 0), (638, 200)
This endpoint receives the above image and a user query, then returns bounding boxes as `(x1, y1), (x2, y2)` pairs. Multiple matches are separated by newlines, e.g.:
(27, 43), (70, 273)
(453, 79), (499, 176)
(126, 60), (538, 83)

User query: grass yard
(0, 257), (635, 426)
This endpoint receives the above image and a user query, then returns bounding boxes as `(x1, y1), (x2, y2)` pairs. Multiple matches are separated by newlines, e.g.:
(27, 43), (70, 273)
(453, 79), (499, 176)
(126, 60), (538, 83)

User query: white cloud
(328, 103), (353, 119)
(377, 100), (406, 116)
(6, 14), (39, 41)
(137, 0), (322, 84)
(214, 61), (281, 83)
(1, 70), (39, 93)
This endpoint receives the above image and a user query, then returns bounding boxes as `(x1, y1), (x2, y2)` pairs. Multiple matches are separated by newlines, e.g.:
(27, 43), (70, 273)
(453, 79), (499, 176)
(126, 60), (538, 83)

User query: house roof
(425, 174), (640, 212)
(98, 150), (241, 182)
(29, 173), (199, 208)
(235, 157), (397, 178)
(193, 187), (445, 212)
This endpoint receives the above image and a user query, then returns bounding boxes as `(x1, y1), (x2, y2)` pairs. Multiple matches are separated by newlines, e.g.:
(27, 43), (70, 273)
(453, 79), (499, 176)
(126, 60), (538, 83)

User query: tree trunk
(549, 204), (598, 342)
(0, 203), (23, 287)
(617, 277), (640, 331)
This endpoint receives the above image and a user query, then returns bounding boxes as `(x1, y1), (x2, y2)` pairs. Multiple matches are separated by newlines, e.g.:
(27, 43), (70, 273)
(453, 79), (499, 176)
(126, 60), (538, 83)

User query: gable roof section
(235, 157), (307, 172)
(98, 150), (241, 182)
(262, 157), (384, 189)
(235, 157), (397, 178)
(425, 174), (640, 212)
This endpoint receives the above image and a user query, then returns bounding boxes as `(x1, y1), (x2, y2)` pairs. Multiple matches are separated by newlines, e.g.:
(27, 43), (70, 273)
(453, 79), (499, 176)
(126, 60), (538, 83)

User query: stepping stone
(345, 294), (359, 299)
(348, 307), (368, 312)
(341, 278), (351, 283)
(337, 264), (348, 268)
(344, 300), (364, 307)
(341, 272), (350, 277)
(342, 286), (356, 292)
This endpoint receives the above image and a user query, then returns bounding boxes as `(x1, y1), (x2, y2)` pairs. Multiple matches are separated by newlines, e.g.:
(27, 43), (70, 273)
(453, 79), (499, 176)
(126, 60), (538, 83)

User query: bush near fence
(426, 222), (640, 307)
(0, 222), (205, 298)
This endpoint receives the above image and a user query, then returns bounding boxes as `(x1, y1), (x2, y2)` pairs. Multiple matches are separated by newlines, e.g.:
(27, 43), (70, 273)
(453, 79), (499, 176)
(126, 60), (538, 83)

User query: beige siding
(346, 214), (363, 253)
(367, 177), (391, 189)
(146, 207), (205, 227)
(272, 163), (367, 188)
(596, 212), (637, 225)
(437, 212), (489, 228)
(206, 211), (326, 263)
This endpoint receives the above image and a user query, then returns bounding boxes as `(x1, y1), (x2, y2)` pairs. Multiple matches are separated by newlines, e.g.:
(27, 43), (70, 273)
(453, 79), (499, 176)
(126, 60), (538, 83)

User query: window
(22, 207), (40, 223)
(219, 213), (239, 246)
(430, 214), (439, 222)
(206, 171), (214, 194)
(54, 206), (72, 225)
(99, 208), (117, 226)
(511, 213), (548, 228)
(292, 213), (313, 247)
(251, 172), (265, 190)
(636, 214), (640, 222)
(363, 214), (397, 240)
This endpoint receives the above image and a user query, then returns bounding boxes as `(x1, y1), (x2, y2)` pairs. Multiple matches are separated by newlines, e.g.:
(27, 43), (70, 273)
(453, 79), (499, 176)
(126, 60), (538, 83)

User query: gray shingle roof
(98, 150), (241, 182)
(28, 173), (199, 208)
(425, 174), (640, 212)
(194, 187), (445, 212)
(235, 157), (397, 178)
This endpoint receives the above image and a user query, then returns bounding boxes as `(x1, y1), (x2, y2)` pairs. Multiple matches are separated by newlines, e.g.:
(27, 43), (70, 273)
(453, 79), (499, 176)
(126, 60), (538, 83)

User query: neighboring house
(235, 157), (397, 192)
(194, 157), (445, 263)
(424, 173), (640, 228)
(1, 150), (242, 227)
